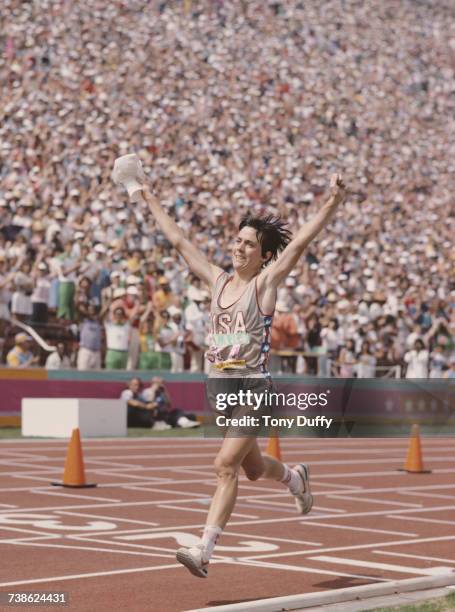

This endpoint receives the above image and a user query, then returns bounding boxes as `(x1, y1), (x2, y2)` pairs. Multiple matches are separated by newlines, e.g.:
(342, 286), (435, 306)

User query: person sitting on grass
(142, 376), (200, 429)
(120, 377), (171, 430)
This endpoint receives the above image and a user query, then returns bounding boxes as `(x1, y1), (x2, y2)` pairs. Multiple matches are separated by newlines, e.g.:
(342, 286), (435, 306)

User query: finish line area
(1, 437), (455, 611)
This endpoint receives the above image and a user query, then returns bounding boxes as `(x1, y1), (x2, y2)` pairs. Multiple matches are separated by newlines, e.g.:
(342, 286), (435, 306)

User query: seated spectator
(6, 333), (39, 368)
(120, 377), (171, 430)
(45, 342), (71, 369)
(142, 377), (200, 428)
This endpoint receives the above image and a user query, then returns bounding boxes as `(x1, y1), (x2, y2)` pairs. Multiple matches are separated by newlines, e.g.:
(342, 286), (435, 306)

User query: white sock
(201, 525), (223, 560)
(280, 464), (302, 495)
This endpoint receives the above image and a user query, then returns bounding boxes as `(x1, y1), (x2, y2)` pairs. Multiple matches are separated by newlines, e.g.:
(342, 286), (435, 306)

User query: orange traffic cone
(52, 428), (96, 488)
(266, 434), (282, 461)
(399, 424), (431, 474)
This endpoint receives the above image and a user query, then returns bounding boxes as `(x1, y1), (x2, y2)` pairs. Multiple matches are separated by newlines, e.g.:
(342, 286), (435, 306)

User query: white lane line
(270, 456), (455, 466)
(326, 495), (423, 508)
(121, 485), (211, 498)
(157, 504), (258, 519)
(234, 558), (389, 581)
(0, 480), (194, 493)
(373, 551), (455, 565)
(91, 471), (168, 482)
(8, 452), (452, 465)
(105, 476), (216, 487)
(299, 521), (419, 538)
(313, 470), (409, 479)
(9, 540), (176, 558)
(388, 515), (455, 526)
(55, 511), (159, 527)
(82, 460), (147, 469)
(225, 531), (321, 547)
(311, 482), (364, 491)
(3, 501), (452, 530)
(0, 563), (186, 587)
(0, 503), (17, 508)
(170, 467), (213, 476)
(30, 489), (123, 503)
(242, 535), (455, 561)
(308, 555), (452, 576)
(246, 498), (346, 513)
(0, 536), (56, 545)
(0, 526), (57, 537)
(69, 535), (201, 556)
(399, 491), (455, 501)
(305, 505), (347, 513)
(319, 483), (455, 494)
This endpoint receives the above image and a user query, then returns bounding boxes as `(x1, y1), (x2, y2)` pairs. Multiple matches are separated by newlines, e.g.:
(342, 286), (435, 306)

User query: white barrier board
(21, 398), (127, 438)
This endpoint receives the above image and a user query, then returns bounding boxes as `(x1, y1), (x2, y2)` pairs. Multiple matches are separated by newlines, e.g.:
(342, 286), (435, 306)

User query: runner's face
(232, 227), (263, 272)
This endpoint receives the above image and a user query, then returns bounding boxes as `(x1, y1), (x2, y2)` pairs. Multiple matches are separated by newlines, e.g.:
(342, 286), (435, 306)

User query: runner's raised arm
(261, 174), (347, 288)
(141, 186), (222, 290)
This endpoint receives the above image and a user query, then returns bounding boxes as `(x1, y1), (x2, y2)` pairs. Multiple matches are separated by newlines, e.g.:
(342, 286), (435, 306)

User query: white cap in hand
(112, 154), (145, 202)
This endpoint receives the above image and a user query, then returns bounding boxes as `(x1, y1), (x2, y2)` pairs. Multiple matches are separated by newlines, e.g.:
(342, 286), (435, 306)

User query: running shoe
(177, 416), (201, 429)
(176, 544), (209, 578)
(293, 463), (313, 514)
(151, 421), (172, 431)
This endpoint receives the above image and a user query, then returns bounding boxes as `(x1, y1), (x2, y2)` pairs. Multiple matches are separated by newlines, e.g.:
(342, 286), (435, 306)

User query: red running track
(1, 437), (455, 611)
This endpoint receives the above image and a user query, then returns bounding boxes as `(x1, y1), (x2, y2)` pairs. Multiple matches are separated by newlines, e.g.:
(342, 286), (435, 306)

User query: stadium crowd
(0, 0), (454, 378)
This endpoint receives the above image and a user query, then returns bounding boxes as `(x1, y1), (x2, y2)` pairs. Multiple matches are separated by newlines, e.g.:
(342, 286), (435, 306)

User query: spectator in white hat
(30, 256), (52, 324)
(6, 333), (39, 368)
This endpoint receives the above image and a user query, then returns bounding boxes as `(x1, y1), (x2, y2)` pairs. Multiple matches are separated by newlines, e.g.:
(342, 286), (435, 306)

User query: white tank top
(206, 272), (274, 378)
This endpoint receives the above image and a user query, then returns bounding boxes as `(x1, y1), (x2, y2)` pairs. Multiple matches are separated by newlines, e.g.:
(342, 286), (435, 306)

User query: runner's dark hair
(239, 214), (292, 265)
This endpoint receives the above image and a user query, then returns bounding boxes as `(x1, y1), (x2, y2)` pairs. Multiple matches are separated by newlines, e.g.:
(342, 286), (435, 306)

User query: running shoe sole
(294, 463), (313, 514)
(176, 548), (208, 578)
